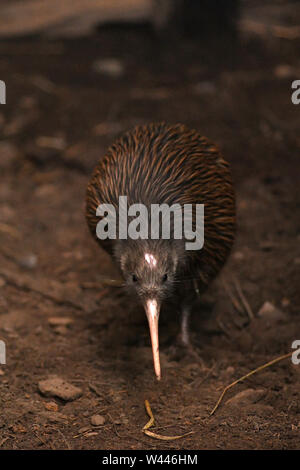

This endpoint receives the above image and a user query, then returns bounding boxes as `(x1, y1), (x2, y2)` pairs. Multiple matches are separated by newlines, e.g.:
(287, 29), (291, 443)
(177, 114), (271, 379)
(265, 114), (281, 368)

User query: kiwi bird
(86, 122), (235, 380)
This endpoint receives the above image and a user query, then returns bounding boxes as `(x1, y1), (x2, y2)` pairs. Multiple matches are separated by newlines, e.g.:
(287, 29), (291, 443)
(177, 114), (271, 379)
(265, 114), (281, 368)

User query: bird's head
(114, 239), (184, 380)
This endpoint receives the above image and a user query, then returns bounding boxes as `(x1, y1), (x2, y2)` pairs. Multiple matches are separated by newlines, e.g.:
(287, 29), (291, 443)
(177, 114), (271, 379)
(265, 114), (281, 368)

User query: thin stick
(222, 277), (243, 313)
(210, 352), (293, 416)
(143, 400), (155, 431)
(143, 400), (193, 441)
(0, 437), (9, 448)
(233, 277), (254, 320)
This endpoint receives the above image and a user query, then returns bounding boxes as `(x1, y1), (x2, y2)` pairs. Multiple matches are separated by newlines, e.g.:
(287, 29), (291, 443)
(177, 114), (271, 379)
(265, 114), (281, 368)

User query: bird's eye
(132, 274), (138, 282)
(162, 273), (168, 282)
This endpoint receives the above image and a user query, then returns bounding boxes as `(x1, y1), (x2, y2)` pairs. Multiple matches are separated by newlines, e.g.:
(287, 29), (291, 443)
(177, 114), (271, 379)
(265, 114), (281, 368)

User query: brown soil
(0, 24), (299, 450)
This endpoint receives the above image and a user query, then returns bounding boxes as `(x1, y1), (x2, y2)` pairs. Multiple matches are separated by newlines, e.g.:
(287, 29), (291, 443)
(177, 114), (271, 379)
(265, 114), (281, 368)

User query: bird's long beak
(145, 299), (161, 380)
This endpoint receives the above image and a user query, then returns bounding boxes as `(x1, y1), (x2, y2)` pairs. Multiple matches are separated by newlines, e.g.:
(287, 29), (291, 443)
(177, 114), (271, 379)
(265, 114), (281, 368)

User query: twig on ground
(143, 400), (193, 441)
(210, 352), (293, 416)
(232, 276), (254, 320)
(0, 437), (9, 447)
(222, 277), (243, 313)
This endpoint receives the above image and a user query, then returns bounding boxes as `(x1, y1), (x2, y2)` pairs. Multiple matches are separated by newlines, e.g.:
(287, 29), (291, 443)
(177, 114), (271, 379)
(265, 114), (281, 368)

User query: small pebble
(48, 317), (73, 327)
(226, 366), (235, 374)
(90, 414), (106, 426)
(257, 301), (285, 321)
(233, 251), (245, 261)
(38, 376), (82, 401)
(274, 64), (295, 79)
(93, 58), (124, 78)
(226, 388), (265, 406)
(18, 254), (38, 269)
(44, 401), (59, 412)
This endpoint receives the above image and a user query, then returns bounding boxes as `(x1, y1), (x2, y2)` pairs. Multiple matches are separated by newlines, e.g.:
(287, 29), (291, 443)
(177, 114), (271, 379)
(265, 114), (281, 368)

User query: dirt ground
(0, 19), (299, 450)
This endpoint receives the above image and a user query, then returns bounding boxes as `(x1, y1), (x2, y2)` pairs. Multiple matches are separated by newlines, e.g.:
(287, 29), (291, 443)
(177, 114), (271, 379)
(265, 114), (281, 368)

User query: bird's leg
(179, 303), (201, 362)
(167, 301), (202, 363)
